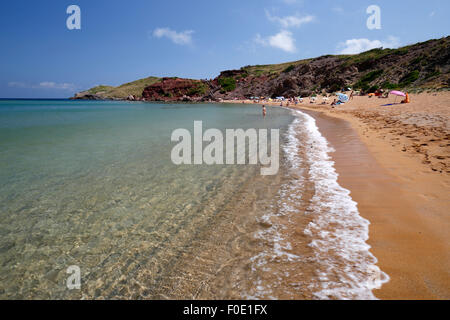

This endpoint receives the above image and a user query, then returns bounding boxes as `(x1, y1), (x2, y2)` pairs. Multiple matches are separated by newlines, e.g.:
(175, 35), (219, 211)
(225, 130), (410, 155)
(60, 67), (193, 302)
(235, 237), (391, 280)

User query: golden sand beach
(225, 92), (450, 299)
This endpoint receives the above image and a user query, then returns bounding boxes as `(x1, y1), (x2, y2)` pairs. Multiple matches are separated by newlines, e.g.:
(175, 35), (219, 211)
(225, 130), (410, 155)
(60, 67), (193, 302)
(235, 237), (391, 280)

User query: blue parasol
(337, 93), (349, 102)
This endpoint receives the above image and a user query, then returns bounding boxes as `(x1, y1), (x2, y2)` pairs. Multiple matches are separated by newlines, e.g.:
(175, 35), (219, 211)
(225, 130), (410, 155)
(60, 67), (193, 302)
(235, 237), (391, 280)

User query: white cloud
(337, 36), (401, 54)
(429, 11), (435, 17)
(153, 27), (194, 45)
(332, 7), (344, 14)
(36, 82), (75, 90)
(252, 9), (313, 53)
(255, 30), (297, 53)
(8, 81), (76, 90)
(265, 10), (314, 29)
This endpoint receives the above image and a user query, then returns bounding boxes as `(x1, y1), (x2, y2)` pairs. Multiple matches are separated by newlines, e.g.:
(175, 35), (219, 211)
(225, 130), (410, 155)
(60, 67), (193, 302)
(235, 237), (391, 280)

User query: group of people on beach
(259, 89), (410, 116)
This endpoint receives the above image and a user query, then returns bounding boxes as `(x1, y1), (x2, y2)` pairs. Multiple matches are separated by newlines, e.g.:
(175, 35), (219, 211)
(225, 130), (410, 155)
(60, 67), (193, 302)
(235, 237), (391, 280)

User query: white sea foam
(242, 116), (306, 300)
(245, 108), (389, 300)
(290, 109), (389, 300)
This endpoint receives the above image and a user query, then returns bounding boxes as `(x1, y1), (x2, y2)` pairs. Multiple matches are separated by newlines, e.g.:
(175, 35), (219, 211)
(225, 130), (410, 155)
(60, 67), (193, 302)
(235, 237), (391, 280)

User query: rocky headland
(72, 36), (449, 102)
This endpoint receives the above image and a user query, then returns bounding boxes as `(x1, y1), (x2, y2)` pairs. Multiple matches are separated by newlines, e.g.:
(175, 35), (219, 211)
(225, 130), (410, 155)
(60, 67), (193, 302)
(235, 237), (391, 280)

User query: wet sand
(301, 109), (450, 300)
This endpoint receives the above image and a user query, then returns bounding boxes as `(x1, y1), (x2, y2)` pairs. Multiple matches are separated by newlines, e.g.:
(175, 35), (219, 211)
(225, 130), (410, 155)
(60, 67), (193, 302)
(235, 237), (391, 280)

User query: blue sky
(0, 0), (448, 98)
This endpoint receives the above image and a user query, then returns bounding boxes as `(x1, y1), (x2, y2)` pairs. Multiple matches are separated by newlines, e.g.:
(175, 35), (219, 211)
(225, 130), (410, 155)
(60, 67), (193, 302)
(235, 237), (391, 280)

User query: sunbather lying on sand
(401, 92), (410, 104)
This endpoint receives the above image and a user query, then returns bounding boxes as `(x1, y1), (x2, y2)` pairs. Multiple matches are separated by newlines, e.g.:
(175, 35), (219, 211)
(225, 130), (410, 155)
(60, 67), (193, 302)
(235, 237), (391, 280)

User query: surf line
(171, 120), (280, 175)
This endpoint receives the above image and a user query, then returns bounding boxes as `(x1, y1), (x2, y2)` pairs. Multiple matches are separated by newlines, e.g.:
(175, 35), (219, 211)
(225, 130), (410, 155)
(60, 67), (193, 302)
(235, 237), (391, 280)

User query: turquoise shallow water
(0, 100), (385, 299)
(0, 100), (294, 299)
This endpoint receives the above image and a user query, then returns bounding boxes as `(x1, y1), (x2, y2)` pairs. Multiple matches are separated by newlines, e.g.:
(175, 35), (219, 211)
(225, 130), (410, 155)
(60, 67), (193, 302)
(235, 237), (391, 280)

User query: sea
(0, 99), (388, 299)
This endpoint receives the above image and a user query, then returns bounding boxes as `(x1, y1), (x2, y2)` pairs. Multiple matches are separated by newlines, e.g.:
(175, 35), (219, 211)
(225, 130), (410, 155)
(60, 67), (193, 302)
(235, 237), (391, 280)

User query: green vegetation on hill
(85, 85), (115, 95)
(75, 36), (449, 100)
(381, 81), (400, 90)
(354, 69), (384, 91)
(84, 76), (161, 98)
(339, 47), (409, 67)
(240, 59), (311, 77)
(218, 77), (236, 93)
(187, 82), (208, 96)
(283, 65), (295, 73)
(399, 70), (420, 87)
(360, 69), (384, 83)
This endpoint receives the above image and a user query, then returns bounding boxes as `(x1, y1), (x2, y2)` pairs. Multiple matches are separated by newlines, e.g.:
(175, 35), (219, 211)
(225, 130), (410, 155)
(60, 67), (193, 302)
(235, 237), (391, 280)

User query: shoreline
(224, 94), (450, 299)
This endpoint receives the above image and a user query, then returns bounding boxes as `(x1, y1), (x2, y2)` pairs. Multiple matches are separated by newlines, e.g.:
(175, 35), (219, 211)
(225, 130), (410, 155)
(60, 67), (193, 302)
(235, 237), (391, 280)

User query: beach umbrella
(390, 90), (406, 97)
(390, 90), (406, 103)
(337, 93), (349, 102)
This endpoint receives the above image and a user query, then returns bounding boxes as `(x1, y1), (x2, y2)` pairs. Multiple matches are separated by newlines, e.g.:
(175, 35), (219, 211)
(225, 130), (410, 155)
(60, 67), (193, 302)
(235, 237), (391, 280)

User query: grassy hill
(213, 36), (450, 99)
(77, 77), (161, 99)
(73, 36), (449, 101)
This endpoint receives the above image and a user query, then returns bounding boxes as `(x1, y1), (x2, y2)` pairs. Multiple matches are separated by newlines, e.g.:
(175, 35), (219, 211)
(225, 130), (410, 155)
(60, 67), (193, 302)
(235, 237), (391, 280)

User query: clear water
(0, 100), (386, 299)
(0, 100), (295, 299)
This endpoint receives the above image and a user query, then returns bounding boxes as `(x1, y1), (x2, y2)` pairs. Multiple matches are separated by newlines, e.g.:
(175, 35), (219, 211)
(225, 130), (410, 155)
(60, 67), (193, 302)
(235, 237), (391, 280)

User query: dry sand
(225, 92), (450, 299)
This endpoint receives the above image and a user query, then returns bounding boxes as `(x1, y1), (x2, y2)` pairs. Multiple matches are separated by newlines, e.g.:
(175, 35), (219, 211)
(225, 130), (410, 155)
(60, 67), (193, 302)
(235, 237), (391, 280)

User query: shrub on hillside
(218, 77), (236, 92)
(283, 65), (295, 73)
(187, 83), (208, 96)
(399, 70), (420, 86)
(360, 69), (384, 83)
(368, 85), (379, 93)
(381, 81), (399, 90)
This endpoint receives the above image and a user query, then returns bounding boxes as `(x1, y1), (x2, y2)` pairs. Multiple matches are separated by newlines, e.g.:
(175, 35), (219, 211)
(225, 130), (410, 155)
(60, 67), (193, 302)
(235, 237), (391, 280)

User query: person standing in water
(262, 105), (267, 117)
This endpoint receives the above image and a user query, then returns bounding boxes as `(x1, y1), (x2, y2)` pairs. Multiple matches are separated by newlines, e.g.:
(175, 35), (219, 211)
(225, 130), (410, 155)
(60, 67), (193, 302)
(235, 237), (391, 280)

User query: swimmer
(262, 105), (267, 117)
